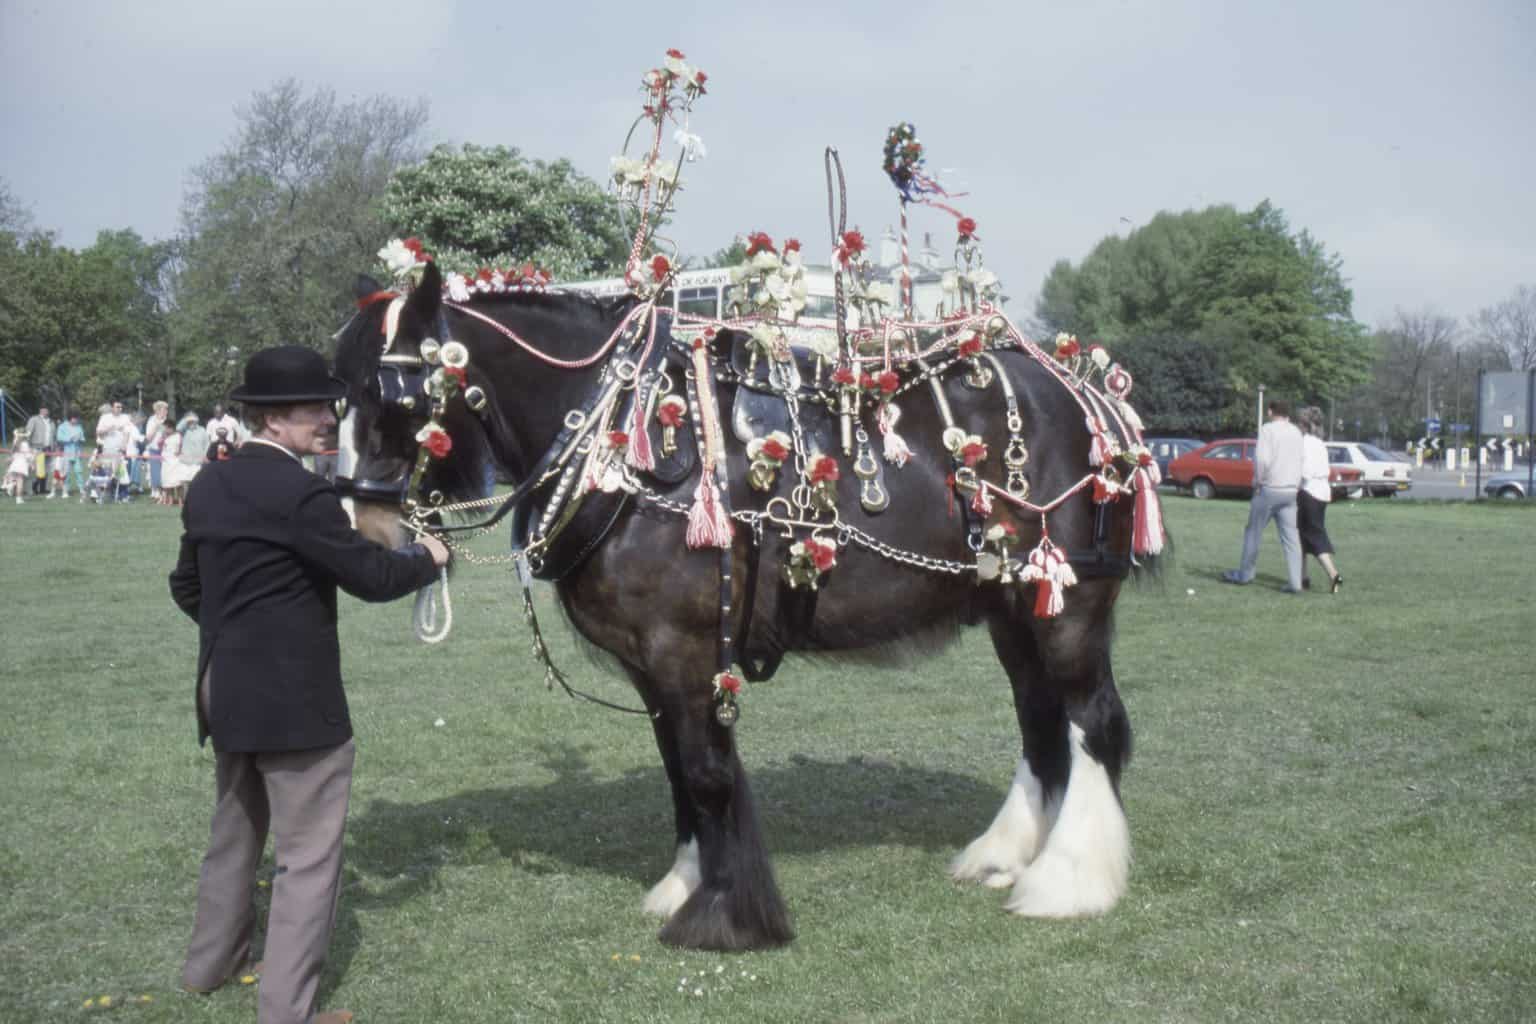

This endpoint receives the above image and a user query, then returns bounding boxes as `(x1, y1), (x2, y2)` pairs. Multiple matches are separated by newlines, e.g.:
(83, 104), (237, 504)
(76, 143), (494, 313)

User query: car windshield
(1358, 443), (1396, 461)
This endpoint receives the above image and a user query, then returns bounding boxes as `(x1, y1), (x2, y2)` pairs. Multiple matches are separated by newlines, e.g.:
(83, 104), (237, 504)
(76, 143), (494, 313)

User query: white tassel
(685, 470), (733, 549)
(879, 402), (912, 467)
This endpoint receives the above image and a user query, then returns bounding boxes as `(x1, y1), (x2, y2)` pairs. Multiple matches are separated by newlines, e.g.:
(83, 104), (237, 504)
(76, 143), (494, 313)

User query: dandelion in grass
(239, 973), (258, 985)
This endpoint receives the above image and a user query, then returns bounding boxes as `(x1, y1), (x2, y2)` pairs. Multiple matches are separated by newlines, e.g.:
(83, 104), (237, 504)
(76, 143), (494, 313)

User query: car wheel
(1497, 485), (1523, 500)
(1191, 478), (1215, 500)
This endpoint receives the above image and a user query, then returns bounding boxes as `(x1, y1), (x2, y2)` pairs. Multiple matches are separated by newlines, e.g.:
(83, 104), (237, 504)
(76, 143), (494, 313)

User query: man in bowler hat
(170, 345), (449, 1024)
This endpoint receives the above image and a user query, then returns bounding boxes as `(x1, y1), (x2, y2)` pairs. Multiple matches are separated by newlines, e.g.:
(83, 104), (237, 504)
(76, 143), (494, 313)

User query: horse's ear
(408, 262), (443, 322)
(354, 274), (383, 300)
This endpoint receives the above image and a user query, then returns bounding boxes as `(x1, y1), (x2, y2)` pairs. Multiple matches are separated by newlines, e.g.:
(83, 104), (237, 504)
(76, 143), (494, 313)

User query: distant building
(563, 226), (1003, 330)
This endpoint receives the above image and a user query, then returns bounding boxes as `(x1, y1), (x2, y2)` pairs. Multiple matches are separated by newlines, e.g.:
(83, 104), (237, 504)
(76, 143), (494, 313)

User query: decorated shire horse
(333, 259), (1162, 951)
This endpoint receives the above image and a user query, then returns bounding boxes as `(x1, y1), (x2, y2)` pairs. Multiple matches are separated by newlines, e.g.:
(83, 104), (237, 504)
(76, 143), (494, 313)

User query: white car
(1324, 441), (1412, 498)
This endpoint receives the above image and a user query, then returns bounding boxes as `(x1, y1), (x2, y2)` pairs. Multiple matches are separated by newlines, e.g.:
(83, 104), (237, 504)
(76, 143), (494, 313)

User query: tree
(1349, 310), (1459, 442)
(172, 79), (429, 408)
(1036, 201), (1372, 432)
(1472, 285), (1536, 372)
(380, 144), (629, 281)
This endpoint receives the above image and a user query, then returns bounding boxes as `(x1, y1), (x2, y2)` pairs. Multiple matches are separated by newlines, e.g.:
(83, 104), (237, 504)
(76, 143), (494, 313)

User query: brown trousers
(184, 673), (355, 1024)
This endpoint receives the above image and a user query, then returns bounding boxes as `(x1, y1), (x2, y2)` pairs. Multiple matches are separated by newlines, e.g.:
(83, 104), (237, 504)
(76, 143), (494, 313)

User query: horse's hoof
(1004, 849), (1125, 918)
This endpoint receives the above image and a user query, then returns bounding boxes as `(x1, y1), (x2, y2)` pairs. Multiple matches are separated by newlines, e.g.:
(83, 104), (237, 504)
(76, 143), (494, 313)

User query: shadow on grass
(345, 744), (1002, 899)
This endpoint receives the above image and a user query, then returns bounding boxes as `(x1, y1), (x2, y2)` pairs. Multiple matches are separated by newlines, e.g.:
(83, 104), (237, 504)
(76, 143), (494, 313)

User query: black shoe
(1301, 577), (1312, 590)
(1330, 574), (1343, 594)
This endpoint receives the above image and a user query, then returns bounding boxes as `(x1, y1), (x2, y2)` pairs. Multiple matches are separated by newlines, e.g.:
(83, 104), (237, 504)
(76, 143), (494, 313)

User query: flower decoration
(985, 521), (1018, 544)
(711, 667), (743, 725)
(416, 423), (453, 459)
(728, 231), (806, 320)
(655, 394), (687, 455)
(1054, 333), (1081, 361)
(835, 230), (867, 268)
(783, 536), (838, 590)
(831, 365), (857, 387)
(443, 365), (467, 387)
(957, 332), (985, 359)
(882, 122), (925, 198)
(744, 232), (776, 257)
(378, 238), (430, 282)
(1088, 343), (1110, 370)
(957, 217), (978, 241)
(746, 430), (792, 491)
(946, 432), (988, 468)
(863, 369), (899, 397)
(713, 669), (742, 698)
(806, 453), (840, 511)
(608, 430), (630, 450)
(651, 254), (672, 282)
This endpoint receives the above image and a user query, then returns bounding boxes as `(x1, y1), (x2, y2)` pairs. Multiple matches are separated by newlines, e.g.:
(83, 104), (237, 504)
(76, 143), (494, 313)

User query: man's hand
(418, 534), (451, 568)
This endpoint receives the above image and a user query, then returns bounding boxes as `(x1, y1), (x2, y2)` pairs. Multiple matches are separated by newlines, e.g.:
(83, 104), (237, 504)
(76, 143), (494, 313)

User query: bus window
(801, 295), (837, 320)
(677, 286), (720, 319)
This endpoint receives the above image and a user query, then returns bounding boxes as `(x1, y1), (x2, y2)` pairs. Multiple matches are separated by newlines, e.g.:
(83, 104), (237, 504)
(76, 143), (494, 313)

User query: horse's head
(332, 263), (498, 548)
(332, 261), (639, 549)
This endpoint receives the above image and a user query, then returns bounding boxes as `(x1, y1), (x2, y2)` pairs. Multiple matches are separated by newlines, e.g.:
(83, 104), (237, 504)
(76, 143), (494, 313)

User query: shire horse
(333, 262), (1151, 951)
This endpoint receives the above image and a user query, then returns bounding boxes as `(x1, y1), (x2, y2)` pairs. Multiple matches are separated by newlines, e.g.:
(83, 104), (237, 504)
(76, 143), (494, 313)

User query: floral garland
(727, 233), (808, 320)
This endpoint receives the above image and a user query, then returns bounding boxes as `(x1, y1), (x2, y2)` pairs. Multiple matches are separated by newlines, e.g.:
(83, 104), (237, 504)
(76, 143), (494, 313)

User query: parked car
(1324, 441), (1411, 497)
(1168, 438), (1363, 500)
(1143, 437), (1204, 481)
(1482, 473), (1530, 499)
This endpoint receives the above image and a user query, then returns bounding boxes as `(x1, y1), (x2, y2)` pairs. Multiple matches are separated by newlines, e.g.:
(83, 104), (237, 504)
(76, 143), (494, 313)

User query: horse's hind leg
(638, 698), (701, 918)
(1005, 579), (1133, 917)
(951, 607), (1065, 890)
(655, 688), (793, 951)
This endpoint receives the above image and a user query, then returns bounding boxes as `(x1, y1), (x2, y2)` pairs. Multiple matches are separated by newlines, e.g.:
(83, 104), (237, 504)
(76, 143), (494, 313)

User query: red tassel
(1133, 467), (1165, 556)
(626, 394), (655, 471)
(686, 470), (733, 549)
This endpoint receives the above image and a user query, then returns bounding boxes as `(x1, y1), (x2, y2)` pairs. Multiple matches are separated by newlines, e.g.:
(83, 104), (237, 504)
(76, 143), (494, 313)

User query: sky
(2, 0), (1532, 329)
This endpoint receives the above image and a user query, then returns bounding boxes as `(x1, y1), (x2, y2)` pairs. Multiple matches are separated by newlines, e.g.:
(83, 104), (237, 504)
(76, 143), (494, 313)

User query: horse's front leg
(640, 647), (792, 951)
(635, 689), (701, 918)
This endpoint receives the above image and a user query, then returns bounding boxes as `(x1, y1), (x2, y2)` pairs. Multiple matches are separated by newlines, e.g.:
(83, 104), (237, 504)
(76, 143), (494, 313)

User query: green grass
(2, 494), (1533, 1022)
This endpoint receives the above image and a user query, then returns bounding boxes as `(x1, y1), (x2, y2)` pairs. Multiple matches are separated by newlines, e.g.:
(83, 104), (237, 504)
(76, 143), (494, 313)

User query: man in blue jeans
(1223, 399), (1305, 593)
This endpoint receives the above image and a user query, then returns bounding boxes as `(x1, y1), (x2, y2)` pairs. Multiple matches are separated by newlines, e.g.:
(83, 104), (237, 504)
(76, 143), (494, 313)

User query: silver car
(1483, 473), (1531, 499)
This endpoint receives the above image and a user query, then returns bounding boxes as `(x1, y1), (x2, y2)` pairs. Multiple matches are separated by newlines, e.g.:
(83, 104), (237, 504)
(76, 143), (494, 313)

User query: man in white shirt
(95, 400), (134, 502)
(1223, 399), (1305, 592)
(207, 403), (246, 446)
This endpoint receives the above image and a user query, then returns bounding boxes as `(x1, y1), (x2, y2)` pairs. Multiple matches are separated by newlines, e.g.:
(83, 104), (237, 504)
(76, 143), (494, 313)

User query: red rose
(444, 366), (467, 386)
(1137, 450), (1153, 467)
(651, 253), (672, 281)
(957, 217), (977, 240)
(657, 402), (686, 428)
(477, 268), (494, 282)
(608, 431), (629, 448)
(403, 237), (423, 256)
(424, 430), (453, 459)
(877, 370), (899, 394)
(692, 70), (708, 91)
(760, 438), (788, 462)
(667, 48), (685, 59)
(717, 672), (742, 696)
(1000, 521), (1018, 538)
(961, 441), (987, 467)
(808, 455), (839, 484)
(841, 230), (866, 256)
(809, 540), (836, 571)
(858, 372), (875, 391)
(832, 366), (856, 386)
(783, 238), (801, 253)
(745, 231), (776, 257)
(958, 335), (984, 358)
(1056, 338), (1080, 358)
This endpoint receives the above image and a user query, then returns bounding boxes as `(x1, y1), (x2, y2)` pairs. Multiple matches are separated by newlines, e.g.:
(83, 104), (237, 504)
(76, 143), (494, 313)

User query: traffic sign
(1425, 417), (1442, 432)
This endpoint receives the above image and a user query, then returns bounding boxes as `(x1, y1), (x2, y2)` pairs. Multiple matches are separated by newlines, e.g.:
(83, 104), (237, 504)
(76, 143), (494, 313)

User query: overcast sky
(2, 0), (1532, 329)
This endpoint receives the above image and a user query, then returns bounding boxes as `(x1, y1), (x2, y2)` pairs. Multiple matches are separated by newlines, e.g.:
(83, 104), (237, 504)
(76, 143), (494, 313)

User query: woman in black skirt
(1297, 406), (1342, 592)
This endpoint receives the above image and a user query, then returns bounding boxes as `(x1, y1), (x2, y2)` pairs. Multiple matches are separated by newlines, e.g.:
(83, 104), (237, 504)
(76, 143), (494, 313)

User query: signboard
(1478, 371), (1532, 436)
(1425, 417), (1441, 433)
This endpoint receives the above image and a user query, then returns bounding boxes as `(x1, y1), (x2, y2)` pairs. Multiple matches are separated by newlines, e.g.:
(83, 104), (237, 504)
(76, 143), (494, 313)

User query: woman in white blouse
(1297, 406), (1342, 593)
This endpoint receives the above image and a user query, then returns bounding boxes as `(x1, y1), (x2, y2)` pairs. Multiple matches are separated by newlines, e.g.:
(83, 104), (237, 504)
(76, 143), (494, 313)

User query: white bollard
(1480, 447), (1488, 467)
(1504, 446), (1514, 472)
(1445, 447), (1456, 471)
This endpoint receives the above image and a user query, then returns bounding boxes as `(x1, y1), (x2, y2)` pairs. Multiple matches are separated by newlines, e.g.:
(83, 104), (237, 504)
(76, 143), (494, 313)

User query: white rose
(941, 270), (959, 294)
(673, 129), (707, 162)
(751, 250), (781, 272)
(1089, 346), (1110, 369)
(445, 273), (471, 303)
(865, 282), (894, 306)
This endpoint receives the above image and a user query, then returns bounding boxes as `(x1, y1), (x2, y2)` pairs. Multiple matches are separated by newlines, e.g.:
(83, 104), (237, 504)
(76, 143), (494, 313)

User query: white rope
(413, 566), (452, 644)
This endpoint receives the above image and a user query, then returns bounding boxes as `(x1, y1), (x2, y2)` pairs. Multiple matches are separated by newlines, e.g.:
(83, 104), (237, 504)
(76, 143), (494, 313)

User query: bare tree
(1472, 285), (1536, 371)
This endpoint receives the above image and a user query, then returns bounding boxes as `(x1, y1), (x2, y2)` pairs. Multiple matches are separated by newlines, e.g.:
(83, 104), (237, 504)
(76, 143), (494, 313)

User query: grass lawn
(2, 493), (1533, 1022)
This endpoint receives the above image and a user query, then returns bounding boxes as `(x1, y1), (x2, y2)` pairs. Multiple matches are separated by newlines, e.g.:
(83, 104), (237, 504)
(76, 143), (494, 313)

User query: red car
(1168, 438), (1363, 500)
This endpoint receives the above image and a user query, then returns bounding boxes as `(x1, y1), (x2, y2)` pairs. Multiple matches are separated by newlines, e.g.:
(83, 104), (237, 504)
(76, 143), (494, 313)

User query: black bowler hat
(229, 345), (348, 405)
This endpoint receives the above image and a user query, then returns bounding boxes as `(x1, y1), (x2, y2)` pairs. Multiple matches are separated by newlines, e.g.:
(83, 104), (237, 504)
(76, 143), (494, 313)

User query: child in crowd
(159, 425), (185, 506)
(5, 437), (32, 503)
(87, 447), (115, 504)
(209, 427), (235, 462)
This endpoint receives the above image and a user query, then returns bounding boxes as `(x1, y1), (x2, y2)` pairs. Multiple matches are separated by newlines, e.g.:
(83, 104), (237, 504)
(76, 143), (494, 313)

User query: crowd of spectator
(4, 400), (338, 506)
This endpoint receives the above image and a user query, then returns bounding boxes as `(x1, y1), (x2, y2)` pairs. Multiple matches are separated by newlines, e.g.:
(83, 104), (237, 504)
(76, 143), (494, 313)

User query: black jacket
(169, 442), (436, 752)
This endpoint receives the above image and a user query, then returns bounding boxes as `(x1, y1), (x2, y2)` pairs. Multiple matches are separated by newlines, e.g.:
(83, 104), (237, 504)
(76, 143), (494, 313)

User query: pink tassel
(626, 394), (655, 471)
(686, 471), (733, 549)
(878, 402), (911, 467)
(971, 485), (993, 517)
(1133, 467), (1165, 556)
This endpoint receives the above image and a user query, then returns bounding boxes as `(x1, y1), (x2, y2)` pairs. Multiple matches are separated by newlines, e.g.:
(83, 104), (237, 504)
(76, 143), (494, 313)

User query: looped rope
(413, 567), (452, 644)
